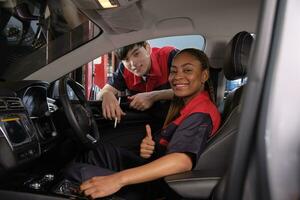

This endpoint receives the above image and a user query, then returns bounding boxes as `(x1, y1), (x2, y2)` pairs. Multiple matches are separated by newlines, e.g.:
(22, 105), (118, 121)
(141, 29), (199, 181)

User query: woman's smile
(172, 82), (189, 90)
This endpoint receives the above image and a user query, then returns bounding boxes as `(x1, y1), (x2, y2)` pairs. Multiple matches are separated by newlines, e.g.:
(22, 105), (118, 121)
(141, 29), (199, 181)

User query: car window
(0, 0), (101, 81)
(225, 78), (247, 93)
(149, 35), (205, 50)
(81, 35), (205, 99)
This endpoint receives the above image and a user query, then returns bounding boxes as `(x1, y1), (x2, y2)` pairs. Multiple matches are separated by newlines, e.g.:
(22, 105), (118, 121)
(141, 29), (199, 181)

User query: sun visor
(97, 4), (144, 33)
(72, 0), (143, 33)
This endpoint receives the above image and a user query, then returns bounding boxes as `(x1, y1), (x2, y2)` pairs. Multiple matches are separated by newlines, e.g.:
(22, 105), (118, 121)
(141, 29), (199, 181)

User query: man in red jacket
(97, 41), (178, 122)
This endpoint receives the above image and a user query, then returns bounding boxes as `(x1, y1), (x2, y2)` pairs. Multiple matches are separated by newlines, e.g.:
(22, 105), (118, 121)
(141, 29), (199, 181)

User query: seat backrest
(222, 31), (254, 120)
(194, 31), (254, 174)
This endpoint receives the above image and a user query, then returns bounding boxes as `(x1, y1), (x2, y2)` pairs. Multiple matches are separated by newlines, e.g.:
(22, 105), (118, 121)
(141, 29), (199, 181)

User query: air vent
(0, 99), (7, 110)
(6, 98), (24, 109)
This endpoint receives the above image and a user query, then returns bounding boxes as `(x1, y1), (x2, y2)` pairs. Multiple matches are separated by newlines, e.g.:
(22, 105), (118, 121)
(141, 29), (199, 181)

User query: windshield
(0, 0), (101, 81)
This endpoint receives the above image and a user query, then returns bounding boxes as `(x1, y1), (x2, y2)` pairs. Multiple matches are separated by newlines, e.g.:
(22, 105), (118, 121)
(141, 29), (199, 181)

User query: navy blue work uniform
(64, 91), (221, 199)
(109, 46), (178, 95)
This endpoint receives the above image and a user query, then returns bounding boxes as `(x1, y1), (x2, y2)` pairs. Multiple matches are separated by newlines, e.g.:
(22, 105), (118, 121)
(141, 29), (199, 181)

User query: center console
(22, 174), (89, 200)
(2, 171), (126, 200)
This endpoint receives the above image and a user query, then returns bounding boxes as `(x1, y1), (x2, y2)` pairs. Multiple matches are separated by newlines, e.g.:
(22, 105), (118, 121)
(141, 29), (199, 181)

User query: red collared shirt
(173, 91), (221, 135)
(109, 46), (178, 94)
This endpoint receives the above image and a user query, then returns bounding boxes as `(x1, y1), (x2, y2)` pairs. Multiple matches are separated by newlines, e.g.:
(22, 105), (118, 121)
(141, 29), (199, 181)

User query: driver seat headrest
(223, 31), (254, 80)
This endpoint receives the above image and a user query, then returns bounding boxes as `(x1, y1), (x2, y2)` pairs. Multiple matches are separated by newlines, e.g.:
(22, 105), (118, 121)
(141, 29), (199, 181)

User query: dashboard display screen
(0, 116), (31, 146)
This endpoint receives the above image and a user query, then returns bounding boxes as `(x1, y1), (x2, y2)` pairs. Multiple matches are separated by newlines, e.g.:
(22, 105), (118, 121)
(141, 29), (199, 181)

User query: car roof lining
(25, 0), (261, 82)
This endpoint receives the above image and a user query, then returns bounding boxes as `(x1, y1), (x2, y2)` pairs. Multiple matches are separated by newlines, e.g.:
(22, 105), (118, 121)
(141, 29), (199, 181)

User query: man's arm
(96, 84), (119, 101)
(127, 89), (174, 111)
(149, 88), (174, 101)
(97, 84), (125, 120)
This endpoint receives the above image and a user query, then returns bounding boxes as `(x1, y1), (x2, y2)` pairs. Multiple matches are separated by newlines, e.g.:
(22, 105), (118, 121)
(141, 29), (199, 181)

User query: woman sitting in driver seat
(65, 48), (221, 199)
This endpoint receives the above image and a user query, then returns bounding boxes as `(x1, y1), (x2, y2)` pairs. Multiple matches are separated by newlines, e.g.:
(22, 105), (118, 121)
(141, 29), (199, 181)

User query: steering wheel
(59, 76), (100, 148)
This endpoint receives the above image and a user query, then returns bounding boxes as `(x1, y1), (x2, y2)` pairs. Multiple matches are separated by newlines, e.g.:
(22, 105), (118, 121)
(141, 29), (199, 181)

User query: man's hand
(102, 92), (125, 121)
(140, 124), (155, 159)
(80, 174), (123, 199)
(127, 92), (155, 111)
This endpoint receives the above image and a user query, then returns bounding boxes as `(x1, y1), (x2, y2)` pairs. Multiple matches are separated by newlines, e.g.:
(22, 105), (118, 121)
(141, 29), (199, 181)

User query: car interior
(1, 0), (287, 199)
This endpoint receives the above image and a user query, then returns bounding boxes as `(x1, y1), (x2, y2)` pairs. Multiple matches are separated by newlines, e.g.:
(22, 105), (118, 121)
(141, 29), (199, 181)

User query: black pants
(64, 143), (179, 200)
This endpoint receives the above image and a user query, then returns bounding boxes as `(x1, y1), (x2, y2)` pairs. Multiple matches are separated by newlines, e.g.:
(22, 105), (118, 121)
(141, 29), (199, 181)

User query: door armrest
(164, 170), (221, 199)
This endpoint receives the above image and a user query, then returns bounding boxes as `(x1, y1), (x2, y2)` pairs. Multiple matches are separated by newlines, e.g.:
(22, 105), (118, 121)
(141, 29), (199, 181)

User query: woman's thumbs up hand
(140, 124), (155, 159)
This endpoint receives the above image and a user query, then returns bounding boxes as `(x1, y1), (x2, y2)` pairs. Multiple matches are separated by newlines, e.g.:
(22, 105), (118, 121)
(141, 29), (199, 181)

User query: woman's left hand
(80, 174), (123, 199)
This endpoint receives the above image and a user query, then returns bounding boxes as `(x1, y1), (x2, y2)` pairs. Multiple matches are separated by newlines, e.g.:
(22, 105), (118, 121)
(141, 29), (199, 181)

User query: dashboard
(0, 79), (163, 199)
(0, 81), (61, 170)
